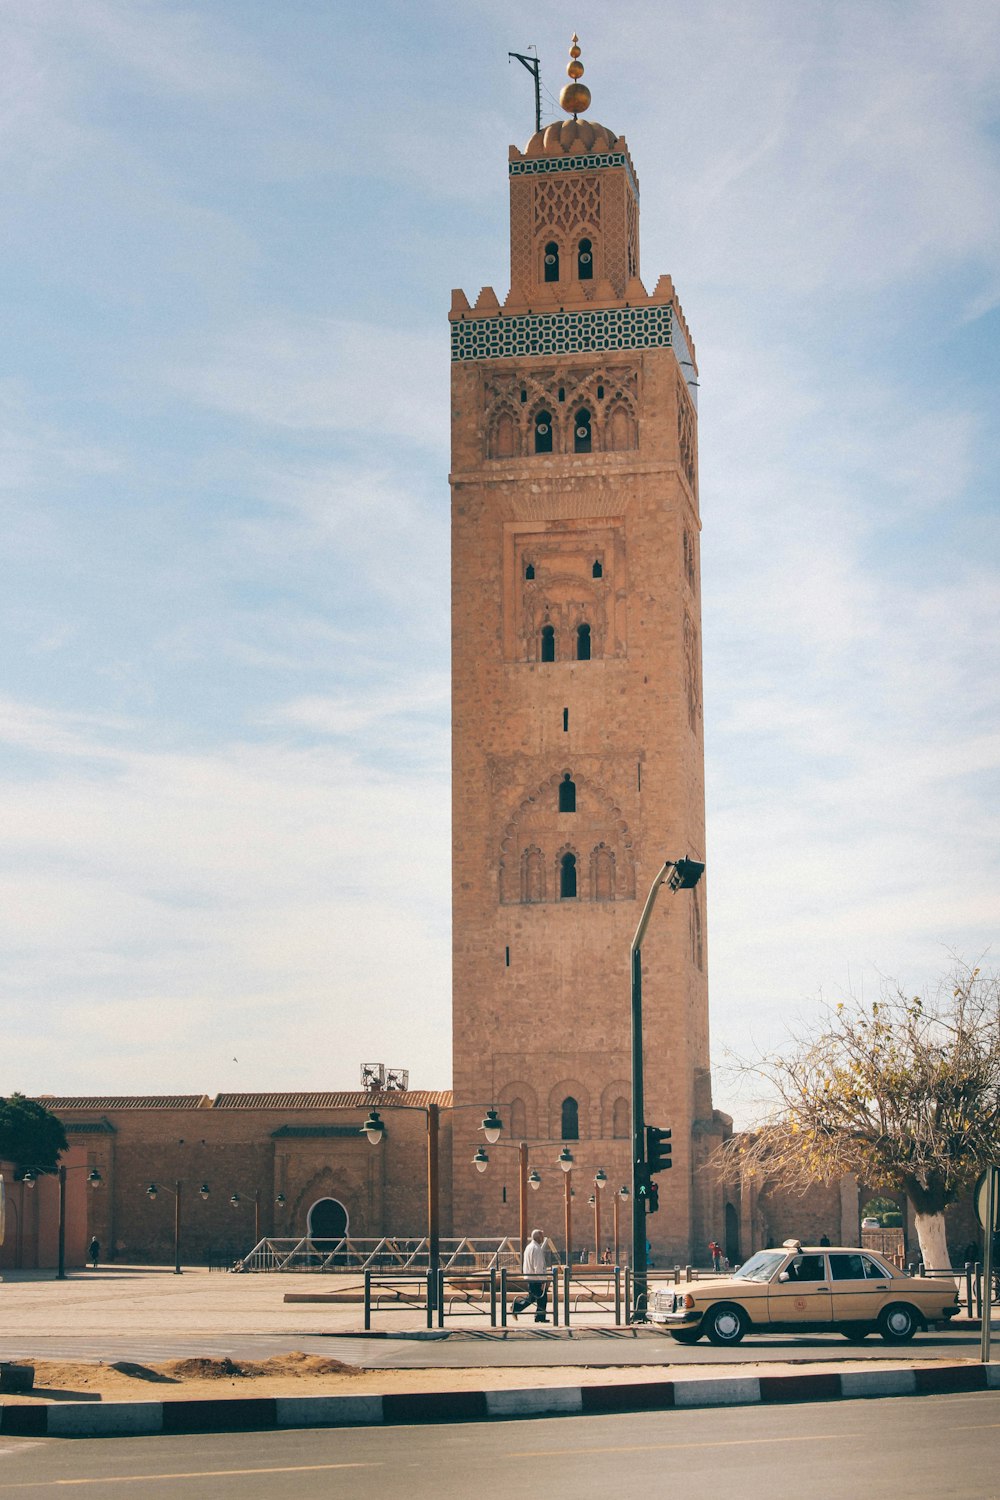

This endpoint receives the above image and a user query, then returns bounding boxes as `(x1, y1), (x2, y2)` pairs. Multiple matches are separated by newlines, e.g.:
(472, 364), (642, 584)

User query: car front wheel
(669, 1326), (704, 1344)
(704, 1303), (749, 1346)
(878, 1303), (919, 1343)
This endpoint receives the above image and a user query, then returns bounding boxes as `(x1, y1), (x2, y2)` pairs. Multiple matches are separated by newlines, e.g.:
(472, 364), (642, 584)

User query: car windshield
(732, 1250), (787, 1283)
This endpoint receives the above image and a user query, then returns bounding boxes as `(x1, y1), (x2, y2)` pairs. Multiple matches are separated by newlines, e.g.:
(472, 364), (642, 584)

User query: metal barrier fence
(358, 1265), (699, 1329)
(902, 1261), (999, 1317)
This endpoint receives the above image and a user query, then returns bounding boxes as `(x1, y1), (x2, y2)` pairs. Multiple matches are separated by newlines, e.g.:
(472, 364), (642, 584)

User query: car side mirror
(778, 1271), (790, 1282)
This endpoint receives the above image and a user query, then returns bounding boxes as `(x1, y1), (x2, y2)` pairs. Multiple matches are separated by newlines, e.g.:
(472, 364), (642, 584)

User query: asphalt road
(0, 1326), (992, 1368)
(0, 1391), (997, 1498)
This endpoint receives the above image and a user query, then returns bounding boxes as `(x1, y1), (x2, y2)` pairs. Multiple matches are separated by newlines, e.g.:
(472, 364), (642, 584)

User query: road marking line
(0, 1462), (378, 1489)
(509, 1432), (864, 1458)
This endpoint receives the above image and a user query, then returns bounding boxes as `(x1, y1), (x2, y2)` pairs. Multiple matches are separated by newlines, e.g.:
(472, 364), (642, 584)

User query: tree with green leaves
(0, 1093), (67, 1176)
(721, 961), (1000, 1271)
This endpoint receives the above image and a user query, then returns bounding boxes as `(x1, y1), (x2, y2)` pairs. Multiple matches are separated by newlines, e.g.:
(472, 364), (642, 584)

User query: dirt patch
(0, 1353), (938, 1405)
(157, 1352), (358, 1381)
(1, 1356), (674, 1404)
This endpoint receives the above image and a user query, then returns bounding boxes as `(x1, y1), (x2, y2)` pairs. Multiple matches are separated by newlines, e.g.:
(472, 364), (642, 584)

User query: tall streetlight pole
(630, 856), (704, 1319)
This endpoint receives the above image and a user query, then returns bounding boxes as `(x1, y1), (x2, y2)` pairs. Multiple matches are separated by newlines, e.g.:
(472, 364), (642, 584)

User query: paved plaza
(0, 1265), (994, 1371)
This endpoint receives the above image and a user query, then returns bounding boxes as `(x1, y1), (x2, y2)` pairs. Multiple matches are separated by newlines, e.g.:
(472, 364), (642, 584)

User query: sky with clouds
(1, 0), (997, 1126)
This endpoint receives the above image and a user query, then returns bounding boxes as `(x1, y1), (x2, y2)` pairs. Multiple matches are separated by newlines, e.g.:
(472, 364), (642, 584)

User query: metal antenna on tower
(508, 47), (541, 135)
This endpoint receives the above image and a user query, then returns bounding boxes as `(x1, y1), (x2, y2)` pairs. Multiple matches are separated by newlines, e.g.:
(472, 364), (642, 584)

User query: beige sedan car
(650, 1240), (960, 1346)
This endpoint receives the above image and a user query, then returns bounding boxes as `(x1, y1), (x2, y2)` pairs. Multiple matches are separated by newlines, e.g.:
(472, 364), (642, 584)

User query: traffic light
(646, 1125), (672, 1173)
(634, 1161), (652, 1207)
(647, 1182), (659, 1215)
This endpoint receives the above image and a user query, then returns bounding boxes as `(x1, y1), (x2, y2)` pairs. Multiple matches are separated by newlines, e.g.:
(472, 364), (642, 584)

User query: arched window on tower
(576, 623), (591, 661)
(543, 241), (560, 283)
(540, 624), (555, 662)
(525, 562), (535, 580)
(561, 1096), (579, 1140)
(558, 774), (576, 812)
(612, 1097), (629, 1138)
(509, 1096), (527, 1138)
(534, 411), (553, 454)
(577, 237), (593, 280)
(574, 408), (592, 454)
(559, 852), (578, 899)
(592, 559), (603, 578)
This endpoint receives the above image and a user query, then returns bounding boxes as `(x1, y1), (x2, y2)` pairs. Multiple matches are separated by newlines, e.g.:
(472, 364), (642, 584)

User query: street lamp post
(613, 1184), (630, 1266)
(593, 1168), (607, 1261)
(23, 1164), (103, 1279)
(559, 1146), (573, 1266)
(362, 1102), (502, 1310)
(473, 1140), (539, 1253)
(146, 1180), (210, 1274)
(630, 856), (704, 1319)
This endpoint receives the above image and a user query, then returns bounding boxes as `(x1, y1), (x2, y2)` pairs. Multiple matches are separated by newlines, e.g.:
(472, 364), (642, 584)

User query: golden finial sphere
(560, 81), (591, 115)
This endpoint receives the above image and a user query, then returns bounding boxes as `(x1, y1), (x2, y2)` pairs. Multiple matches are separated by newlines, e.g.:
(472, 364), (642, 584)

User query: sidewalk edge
(2, 1362), (998, 1439)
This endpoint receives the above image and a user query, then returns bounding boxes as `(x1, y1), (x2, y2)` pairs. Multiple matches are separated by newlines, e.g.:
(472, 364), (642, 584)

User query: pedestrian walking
(88, 1237), (100, 1270)
(709, 1239), (722, 1272)
(512, 1229), (550, 1322)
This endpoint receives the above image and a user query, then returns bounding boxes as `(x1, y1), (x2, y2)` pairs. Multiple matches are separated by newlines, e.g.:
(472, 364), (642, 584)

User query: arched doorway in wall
(307, 1197), (348, 1245)
(724, 1201), (740, 1267)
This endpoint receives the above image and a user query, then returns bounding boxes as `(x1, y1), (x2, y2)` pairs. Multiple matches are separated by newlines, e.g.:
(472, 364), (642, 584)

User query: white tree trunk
(913, 1211), (951, 1274)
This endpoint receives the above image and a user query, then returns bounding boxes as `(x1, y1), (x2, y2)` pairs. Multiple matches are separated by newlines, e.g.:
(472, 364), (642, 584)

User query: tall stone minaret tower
(449, 40), (722, 1262)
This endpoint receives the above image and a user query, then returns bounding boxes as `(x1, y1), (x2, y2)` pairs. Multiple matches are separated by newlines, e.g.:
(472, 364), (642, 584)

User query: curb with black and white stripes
(2, 1362), (998, 1439)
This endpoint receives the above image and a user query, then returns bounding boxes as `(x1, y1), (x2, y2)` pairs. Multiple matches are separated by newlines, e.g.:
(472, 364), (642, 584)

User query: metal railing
(235, 1235), (524, 1273)
(901, 1261), (999, 1318)
(358, 1264), (687, 1329)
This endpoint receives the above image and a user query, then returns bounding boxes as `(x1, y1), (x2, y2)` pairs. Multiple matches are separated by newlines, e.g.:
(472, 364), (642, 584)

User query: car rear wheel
(669, 1326), (704, 1344)
(878, 1303), (919, 1343)
(704, 1303), (749, 1346)
(840, 1325), (873, 1342)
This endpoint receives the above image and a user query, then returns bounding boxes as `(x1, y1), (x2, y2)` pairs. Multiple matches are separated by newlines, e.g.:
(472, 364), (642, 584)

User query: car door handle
(816, 1287), (828, 1292)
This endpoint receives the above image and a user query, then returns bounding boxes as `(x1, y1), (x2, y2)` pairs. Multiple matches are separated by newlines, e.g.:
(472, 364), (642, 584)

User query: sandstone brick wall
(36, 1096), (447, 1266)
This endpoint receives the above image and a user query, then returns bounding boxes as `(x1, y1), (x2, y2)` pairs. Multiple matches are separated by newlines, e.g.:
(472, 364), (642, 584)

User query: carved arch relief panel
(497, 767), (637, 906)
(482, 367), (638, 461)
(503, 519), (626, 663)
(683, 610), (702, 732)
(677, 380), (698, 495)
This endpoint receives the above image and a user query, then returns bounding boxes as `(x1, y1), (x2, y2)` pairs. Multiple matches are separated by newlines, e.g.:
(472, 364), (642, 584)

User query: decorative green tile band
(451, 304), (673, 362)
(509, 150), (638, 196)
